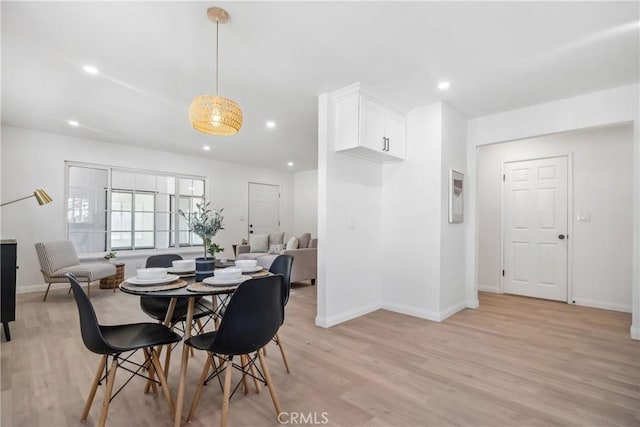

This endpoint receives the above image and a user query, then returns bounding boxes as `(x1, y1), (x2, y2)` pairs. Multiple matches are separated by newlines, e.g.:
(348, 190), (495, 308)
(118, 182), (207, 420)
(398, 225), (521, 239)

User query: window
(66, 162), (205, 253)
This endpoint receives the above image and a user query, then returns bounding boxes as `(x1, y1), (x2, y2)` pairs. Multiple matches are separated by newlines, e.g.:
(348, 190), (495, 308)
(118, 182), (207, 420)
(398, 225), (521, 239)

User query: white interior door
(248, 182), (280, 236)
(503, 156), (568, 301)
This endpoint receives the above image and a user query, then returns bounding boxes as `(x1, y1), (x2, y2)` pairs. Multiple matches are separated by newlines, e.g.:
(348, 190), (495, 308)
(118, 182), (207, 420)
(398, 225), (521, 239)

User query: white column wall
(0, 126), (295, 290)
(439, 104), (469, 316)
(381, 104), (443, 319)
(316, 94), (383, 327)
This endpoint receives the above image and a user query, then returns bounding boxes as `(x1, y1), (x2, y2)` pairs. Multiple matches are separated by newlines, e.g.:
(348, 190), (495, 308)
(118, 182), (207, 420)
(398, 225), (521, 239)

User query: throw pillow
(269, 244), (284, 254)
(296, 233), (311, 249)
(269, 232), (285, 245)
(249, 234), (269, 253)
(285, 236), (298, 250)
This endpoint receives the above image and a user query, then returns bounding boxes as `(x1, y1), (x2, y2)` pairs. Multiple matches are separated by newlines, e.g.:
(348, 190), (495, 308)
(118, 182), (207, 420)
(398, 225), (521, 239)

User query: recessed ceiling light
(438, 81), (450, 90)
(203, 146), (211, 151)
(266, 121), (276, 129)
(68, 120), (79, 127)
(83, 65), (99, 75)
(287, 162), (294, 167)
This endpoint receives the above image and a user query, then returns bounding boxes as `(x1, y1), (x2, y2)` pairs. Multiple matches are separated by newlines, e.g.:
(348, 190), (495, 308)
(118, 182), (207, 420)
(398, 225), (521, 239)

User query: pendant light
(189, 7), (242, 136)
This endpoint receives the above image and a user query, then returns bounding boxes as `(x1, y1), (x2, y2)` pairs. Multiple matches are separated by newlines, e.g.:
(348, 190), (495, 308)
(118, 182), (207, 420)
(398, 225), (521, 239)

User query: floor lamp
(0, 189), (53, 207)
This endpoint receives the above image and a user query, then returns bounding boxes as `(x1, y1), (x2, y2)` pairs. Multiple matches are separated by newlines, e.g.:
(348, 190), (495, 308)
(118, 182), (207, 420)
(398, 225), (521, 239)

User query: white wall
(319, 90), (470, 326)
(477, 124), (634, 312)
(316, 94), (383, 327)
(0, 126), (295, 291)
(381, 104), (443, 318)
(467, 83), (640, 339)
(293, 169), (318, 237)
(439, 104), (469, 314)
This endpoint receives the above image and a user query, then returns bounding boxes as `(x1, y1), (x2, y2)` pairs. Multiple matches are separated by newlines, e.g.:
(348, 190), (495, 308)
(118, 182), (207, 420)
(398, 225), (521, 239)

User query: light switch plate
(576, 212), (591, 222)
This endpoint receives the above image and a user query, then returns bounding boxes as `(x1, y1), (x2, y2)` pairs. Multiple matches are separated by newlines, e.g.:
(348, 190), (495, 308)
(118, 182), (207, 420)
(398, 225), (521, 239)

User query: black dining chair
(268, 254), (294, 373)
(65, 273), (181, 427)
(140, 254), (215, 330)
(185, 275), (285, 427)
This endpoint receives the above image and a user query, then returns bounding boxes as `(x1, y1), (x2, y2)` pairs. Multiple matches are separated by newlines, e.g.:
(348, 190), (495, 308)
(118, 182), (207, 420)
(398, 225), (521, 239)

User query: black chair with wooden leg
(186, 275), (285, 427)
(65, 273), (181, 427)
(268, 254), (294, 373)
(140, 254), (215, 330)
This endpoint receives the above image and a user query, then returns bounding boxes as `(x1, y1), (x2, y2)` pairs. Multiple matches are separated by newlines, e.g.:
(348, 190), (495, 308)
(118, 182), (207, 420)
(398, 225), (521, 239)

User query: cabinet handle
(386, 137), (390, 152)
(382, 137), (386, 151)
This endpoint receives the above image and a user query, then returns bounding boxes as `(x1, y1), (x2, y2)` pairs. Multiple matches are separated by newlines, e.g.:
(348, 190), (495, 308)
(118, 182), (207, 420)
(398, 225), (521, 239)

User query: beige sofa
(236, 232), (317, 284)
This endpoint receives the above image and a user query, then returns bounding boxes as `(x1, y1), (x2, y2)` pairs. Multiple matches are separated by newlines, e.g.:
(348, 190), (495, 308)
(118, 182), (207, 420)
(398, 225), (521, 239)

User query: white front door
(503, 156), (568, 301)
(248, 183), (280, 236)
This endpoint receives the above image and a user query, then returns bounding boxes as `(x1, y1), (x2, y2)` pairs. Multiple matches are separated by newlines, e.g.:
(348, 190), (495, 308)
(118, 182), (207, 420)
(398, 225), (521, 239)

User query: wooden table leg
(163, 298), (178, 378)
(146, 297), (178, 394)
(174, 297), (195, 427)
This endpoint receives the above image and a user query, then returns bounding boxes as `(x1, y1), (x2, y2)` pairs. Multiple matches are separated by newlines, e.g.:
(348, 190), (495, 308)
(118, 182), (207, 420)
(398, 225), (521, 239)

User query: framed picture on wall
(448, 170), (464, 223)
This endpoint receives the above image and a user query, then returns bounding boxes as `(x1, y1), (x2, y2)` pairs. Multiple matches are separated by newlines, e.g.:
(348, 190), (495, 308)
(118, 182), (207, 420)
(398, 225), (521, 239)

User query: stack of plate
(167, 260), (196, 275)
(203, 272), (251, 286)
(127, 268), (178, 286)
(234, 260), (264, 273)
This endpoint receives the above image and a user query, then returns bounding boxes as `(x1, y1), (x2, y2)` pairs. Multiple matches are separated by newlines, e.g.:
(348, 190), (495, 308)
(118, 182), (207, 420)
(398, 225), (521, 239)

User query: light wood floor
(1, 285), (639, 426)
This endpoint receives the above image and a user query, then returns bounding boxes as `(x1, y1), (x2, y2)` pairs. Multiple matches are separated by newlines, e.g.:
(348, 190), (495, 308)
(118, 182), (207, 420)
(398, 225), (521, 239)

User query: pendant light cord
(215, 19), (219, 95)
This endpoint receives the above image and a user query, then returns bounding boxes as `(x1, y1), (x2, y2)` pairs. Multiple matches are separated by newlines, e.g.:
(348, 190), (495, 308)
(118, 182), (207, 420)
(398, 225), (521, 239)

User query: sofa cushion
(296, 233), (311, 249)
(269, 232), (284, 245)
(249, 234), (269, 253)
(269, 244), (284, 254)
(286, 237), (298, 250)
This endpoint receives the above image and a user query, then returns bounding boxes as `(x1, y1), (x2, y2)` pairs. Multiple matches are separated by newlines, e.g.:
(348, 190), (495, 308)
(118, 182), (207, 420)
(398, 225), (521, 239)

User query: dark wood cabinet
(1, 240), (17, 341)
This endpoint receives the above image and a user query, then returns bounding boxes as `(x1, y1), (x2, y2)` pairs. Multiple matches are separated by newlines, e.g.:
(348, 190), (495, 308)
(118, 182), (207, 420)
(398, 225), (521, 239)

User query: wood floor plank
(1, 287), (638, 426)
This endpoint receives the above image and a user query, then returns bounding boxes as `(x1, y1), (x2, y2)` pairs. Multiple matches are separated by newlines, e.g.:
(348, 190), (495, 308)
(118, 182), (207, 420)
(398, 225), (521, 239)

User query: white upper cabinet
(333, 83), (406, 163)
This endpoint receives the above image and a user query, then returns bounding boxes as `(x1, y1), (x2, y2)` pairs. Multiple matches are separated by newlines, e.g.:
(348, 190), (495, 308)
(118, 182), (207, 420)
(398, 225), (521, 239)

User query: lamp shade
(1, 188), (52, 207)
(34, 189), (53, 205)
(189, 95), (242, 135)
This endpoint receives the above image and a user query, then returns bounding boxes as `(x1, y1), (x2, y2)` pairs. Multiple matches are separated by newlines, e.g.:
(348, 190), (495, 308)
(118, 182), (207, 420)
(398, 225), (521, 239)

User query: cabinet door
(384, 110), (406, 159)
(359, 96), (386, 153)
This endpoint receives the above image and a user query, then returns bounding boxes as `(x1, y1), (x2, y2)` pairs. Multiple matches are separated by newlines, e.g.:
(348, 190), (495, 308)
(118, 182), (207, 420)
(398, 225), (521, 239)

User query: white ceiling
(2, 1), (638, 172)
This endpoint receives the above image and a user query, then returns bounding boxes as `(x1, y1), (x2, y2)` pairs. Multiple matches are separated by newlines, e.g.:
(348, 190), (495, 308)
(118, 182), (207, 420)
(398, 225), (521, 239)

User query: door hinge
(502, 269), (505, 277)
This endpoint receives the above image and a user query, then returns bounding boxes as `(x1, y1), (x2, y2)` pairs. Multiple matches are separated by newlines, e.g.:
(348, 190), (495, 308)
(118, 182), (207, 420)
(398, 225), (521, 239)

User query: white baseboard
(572, 299), (631, 313)
(631, 326), (640, 340)
(439, 301), (467, 321)
(478, 283), (501, 293)
(382, 302), (440, 322)
(315, 302), (381, 328)
(466, 299), (479, 309)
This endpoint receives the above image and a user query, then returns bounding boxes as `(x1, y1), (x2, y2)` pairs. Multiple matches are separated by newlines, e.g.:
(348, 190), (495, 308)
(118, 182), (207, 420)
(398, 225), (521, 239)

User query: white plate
(202, 275), (252, 286)
(126, 274), (179, 286)
(167, 267), (195, 274)
(235, 266), (263, 273)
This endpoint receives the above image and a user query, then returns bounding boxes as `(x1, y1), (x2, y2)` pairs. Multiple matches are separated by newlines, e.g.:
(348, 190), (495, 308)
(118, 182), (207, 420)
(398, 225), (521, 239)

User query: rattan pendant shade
(190, 7), (242, 136)
(190, 95), (242, 135)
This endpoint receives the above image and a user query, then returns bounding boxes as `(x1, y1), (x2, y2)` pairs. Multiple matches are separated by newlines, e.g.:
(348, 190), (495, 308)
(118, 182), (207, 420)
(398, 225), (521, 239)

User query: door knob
(558, 234), (566, 240)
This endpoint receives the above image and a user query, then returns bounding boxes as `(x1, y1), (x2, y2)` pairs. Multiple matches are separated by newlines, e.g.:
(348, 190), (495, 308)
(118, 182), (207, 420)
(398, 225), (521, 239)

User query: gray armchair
(35, 241), (117, 301)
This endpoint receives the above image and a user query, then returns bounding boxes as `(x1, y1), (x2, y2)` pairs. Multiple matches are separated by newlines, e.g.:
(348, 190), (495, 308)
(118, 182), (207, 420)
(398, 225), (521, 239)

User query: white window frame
(64, 161), (207, 254)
